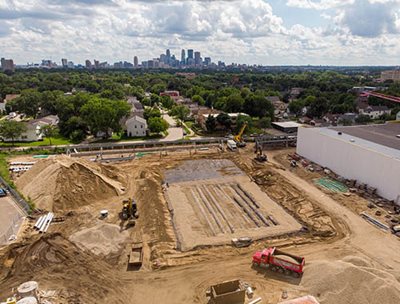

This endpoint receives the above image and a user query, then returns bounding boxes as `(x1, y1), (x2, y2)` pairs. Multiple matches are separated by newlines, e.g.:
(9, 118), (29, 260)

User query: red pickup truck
(252, 247), (305, 277)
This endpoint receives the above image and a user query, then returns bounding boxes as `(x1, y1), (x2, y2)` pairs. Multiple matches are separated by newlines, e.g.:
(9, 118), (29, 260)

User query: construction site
(1, 137), (400, 304)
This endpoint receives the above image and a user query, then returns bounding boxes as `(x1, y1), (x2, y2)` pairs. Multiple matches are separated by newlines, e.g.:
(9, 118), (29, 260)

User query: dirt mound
(16, 156), (126, 211)
(302, 257), (400, 304)
(69, 223), (129, 256)
(0, 233), (129, 303)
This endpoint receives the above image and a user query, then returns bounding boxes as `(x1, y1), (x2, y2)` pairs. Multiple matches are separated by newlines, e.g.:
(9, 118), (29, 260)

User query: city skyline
(0, 1), (399, 65)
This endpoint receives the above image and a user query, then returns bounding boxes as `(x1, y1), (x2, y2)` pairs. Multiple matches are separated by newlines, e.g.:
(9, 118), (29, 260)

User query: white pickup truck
(227, 140), (237, 151)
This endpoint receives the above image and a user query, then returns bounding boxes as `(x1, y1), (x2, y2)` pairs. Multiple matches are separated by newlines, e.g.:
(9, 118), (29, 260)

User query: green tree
(235, 115), (253, 133)
(148, 117), (169, 134)
(355, 114), (372, 125)
(205, 115), (216, 132)
(81, 97), (130, 138)
(144, 107), (161, 120)
(288, 100), (305, 116)
(160, 95), (175, 109)
(169, 105), (190, 122)
(40, 125), (58, 145)
(224, 94), (244, 113)
(259, 117), (271, 128)
(192, 95), (205, 106)
(0, 120), (27, 145)
(216, 113), (232, 130)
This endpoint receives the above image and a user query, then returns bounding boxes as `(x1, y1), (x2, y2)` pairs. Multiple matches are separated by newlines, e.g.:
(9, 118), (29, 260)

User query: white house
(359, 105), (391, 119)
(1, 115), (59, 142)
(125, 115), (147, 137)
(396, 111), (400, 121)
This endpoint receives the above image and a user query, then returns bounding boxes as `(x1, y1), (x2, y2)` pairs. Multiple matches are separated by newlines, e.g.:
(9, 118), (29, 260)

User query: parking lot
(0, 195), (25, 245)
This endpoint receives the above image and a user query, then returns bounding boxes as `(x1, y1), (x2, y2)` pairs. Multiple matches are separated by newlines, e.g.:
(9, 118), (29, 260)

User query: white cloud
(0, 0), (398, 65)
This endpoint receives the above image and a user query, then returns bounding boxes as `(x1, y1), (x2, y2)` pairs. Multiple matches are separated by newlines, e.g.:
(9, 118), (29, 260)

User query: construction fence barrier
(0, 175), (31, 214)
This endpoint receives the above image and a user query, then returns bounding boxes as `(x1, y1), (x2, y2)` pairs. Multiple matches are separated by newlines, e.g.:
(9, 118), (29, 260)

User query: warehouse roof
(331, 123), (400, 151)
(272, 121), (302, 128)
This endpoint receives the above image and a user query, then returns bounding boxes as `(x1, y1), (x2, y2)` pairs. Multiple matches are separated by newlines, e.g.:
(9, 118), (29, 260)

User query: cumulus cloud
(342, 0), (399, 37)
(0, 0), (398, 65)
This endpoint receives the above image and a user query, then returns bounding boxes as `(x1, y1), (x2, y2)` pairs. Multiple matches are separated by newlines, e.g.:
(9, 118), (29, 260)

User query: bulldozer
(122, 198), (138, 227)
(234, 122), (248, 148)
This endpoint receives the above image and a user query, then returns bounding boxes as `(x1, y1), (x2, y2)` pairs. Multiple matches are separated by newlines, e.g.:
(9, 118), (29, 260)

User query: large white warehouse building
(297, 123), (400, 203)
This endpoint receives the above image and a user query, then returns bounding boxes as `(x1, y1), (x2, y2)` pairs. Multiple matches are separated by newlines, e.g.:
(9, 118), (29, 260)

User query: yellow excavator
(122, 198), (138, 227)
(234, 122), (248, 147)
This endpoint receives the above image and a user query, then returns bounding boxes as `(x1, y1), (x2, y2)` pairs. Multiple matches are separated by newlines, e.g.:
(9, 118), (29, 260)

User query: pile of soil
(302, 256), (400, 304)
(16, 156), (126, 211)
(0, 233), (129, 303)
(69, 223), (129, 256)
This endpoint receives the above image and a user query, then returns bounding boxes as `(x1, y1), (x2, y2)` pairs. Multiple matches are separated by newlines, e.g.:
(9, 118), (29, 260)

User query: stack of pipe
(33, 212), (54, 233)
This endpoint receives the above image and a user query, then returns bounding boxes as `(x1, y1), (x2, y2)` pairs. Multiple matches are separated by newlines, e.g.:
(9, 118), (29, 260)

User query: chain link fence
(0, 175), (31, 214)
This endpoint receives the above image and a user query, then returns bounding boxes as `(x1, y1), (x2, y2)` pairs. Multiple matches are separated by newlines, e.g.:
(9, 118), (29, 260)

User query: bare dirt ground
(1, 147), (400, 304)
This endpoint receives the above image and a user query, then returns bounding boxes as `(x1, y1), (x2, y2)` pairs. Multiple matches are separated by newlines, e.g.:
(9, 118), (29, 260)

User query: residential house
(127, 97), (144, 118)
(160, 91), (180, 101)
(1, 115), (59, 142)
(323, 114), (339, 125)
(0, 94), (20, 113)
(359, 105), (391, 119)
(267, 96), (287, 116)
(338, 113), (357, 125)
(397, 111), (400, 121)
(125, 115), (147, 137)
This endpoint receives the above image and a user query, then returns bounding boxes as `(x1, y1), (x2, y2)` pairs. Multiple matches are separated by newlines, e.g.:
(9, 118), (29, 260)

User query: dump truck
(252, 247), (305, 277)
(128, 243), (143, 269)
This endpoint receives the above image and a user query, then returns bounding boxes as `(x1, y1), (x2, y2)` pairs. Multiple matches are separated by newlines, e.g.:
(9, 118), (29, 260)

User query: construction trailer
(207, 280), (246, 304)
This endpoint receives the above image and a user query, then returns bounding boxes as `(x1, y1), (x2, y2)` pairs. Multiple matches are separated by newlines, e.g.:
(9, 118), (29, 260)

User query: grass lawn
(0, 153), (12, 184)
(0, 136), (73, 147)
(93, 133), (163, 143)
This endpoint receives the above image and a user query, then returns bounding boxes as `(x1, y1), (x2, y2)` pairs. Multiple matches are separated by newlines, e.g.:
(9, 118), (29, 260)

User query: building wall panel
(297, 127), (400, 203)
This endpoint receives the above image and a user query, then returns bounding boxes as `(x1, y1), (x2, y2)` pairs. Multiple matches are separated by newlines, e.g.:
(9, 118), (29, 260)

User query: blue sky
(0, 0), (399, 66)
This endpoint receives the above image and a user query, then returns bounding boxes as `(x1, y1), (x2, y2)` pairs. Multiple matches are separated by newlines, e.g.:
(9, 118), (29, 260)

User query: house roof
(126, 115), (147, 124)
(27, 115), (59, 126)
(4, 94), (20, 102)
(367, 105), (390, 112)
(266, 96), (280, 103)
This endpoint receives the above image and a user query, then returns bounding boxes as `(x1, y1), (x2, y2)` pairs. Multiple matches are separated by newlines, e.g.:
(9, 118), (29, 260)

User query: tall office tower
(160, 54), (166, 64)
(61, 58), (68, 67)
(94, 60), (100, 69)
(194, 51), (201, 65)
(134, 56), (138, 67)
(0, 58), (14, 72)
(187, 49), (194, 60)
(85, 60), (92, 68)
(204, 57), (211, 65)
(181, 49), (186, 64)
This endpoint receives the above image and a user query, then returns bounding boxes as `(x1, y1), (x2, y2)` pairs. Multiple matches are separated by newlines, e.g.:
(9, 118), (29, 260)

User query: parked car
(0, 188), (7, 197)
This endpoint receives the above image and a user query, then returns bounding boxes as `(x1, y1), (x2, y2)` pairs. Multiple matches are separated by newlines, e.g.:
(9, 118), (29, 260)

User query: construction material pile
(69, 223), (129, 256)
(302, 256), (400, 304)
(0, 234), (129, 303)
(16, 156), (126, 211)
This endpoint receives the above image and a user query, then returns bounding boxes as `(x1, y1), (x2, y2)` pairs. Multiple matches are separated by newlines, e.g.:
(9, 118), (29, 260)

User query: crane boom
(234, 122), (247, 143)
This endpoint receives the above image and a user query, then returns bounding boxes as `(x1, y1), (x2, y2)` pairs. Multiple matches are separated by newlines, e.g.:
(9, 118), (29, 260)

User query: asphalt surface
(0, 195), (25, 245)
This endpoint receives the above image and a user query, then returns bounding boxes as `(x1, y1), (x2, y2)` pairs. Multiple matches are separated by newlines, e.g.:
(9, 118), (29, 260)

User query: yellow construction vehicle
(122, 198), (137, 226)
(234, 122), (247, 147)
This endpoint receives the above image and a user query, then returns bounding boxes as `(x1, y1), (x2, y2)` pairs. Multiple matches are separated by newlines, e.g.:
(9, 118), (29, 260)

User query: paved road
(162, 113), (184, 141)
(0, 196), (25, 245)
